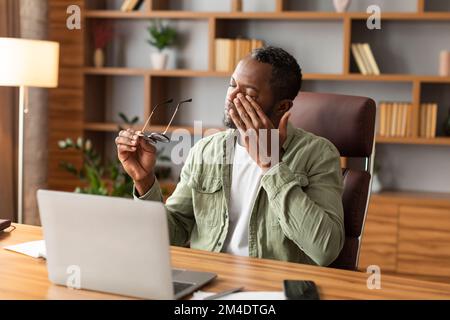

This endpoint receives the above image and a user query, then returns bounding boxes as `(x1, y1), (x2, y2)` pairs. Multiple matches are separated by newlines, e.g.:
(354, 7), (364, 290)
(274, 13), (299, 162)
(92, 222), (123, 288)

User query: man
(115, 46), (344, 266)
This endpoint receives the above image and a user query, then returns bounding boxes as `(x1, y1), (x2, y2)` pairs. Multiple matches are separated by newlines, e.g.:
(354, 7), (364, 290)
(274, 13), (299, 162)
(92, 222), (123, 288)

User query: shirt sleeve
(260, 142), (345, 266)
(133, 150), (196, 247)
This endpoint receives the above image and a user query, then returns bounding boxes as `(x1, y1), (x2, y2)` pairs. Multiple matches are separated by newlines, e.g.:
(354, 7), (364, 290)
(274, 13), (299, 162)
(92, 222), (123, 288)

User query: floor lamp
(0, 38), (59, 224)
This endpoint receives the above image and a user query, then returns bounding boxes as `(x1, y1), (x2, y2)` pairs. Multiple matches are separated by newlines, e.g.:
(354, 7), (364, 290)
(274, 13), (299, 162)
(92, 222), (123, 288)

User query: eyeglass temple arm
(162, 98), (193, 135)
(141, 98), (174, 133)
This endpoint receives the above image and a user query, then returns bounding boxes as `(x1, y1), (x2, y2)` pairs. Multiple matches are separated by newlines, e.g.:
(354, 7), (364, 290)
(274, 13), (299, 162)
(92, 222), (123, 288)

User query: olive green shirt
(135, 123), (345, 266)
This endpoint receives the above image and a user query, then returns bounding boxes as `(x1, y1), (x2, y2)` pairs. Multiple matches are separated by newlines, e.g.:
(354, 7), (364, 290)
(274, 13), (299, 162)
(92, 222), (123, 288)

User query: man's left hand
(228, 93), (290, 173)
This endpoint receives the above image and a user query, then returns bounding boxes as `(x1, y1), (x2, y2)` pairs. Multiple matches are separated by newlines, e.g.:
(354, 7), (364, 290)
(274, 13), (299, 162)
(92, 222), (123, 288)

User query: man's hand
(228, 93), (290, 172)
(115, 129), (157, 196)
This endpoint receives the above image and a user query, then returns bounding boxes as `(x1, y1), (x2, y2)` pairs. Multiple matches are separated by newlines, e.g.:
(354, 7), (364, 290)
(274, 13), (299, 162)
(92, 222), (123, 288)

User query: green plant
(58, 137), (134, 198)
(118, 112), (139, 131)
(147, 20), (177, 52)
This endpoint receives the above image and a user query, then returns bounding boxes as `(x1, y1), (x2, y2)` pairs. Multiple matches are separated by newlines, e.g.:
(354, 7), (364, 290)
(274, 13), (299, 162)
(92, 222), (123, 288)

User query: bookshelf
(49, 0), (450, 194)
(46, 0), (450, 283)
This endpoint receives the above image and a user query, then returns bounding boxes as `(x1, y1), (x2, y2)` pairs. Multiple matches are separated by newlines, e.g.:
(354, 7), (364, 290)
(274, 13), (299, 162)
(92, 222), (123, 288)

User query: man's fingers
(234, 98), (255, 130)
(115, 136), (137, 147)
(229, 108), (247, 138)
(245, 95), (272, 127)
(118, 144), (137, 153)
(237, 95), (261, 128)
(119, 129), (136, 139)
(138, 136), (157, 153)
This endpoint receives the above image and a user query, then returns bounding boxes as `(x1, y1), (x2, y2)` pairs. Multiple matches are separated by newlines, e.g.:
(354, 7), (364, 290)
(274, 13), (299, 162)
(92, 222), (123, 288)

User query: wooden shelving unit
(46, 0), (450, 283)
(49, 0), (450, 196)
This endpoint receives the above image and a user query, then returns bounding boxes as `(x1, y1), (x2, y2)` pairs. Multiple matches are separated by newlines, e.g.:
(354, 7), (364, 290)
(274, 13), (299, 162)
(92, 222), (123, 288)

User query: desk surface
(1, 224), (450, 300)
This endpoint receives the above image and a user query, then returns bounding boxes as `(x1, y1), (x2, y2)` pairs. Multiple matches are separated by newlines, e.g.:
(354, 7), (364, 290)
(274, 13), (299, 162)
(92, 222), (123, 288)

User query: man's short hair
(250, 46), (302, 102)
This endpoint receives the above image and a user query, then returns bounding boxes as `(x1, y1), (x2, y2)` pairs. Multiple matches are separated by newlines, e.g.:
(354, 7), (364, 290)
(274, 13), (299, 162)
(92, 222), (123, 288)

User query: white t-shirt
(223, 142), (263, 256)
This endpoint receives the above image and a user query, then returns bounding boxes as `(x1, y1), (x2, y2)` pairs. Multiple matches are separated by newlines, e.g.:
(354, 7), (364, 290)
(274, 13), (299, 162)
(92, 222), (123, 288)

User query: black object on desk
(283, 280), (320, 300)
(0, 219), (12, 232)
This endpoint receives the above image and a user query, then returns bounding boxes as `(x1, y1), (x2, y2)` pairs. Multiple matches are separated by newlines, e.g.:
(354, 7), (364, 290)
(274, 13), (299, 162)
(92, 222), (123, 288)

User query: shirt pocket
(188, 174), (223, 227)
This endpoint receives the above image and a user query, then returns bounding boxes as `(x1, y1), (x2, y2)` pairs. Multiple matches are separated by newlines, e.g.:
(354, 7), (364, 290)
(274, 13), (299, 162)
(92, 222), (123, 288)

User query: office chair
(290, 92), (376, 271)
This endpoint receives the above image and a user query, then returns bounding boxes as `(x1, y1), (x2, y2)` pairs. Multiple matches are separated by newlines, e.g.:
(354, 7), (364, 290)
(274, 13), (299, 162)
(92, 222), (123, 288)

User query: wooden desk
(1, 224), (450, 300)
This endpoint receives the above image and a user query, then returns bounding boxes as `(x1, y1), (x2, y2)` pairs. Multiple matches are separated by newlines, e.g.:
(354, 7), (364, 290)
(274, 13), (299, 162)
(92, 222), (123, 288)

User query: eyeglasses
(139, 98), (193, 144)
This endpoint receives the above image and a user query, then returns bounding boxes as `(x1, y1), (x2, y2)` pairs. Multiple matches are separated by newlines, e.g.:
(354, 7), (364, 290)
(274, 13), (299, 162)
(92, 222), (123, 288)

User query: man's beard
(223, 101), (237, 129)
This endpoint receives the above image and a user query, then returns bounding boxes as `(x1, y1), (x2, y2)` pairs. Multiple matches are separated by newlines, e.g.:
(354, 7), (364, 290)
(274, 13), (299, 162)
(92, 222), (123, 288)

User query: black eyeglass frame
(138, 98), (193, 144)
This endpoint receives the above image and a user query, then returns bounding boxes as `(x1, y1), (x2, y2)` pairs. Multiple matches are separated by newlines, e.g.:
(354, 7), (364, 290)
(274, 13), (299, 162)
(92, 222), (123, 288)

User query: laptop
(37, 190), (216, 300)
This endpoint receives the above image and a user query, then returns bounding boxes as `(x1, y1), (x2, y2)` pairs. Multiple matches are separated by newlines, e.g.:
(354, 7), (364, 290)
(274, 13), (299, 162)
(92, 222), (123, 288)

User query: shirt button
(218, 242), (222, 246)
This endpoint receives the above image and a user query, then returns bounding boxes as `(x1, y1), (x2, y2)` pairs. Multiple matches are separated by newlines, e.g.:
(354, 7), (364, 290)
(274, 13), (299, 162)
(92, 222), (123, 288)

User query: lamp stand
(17, 85), (27, 224)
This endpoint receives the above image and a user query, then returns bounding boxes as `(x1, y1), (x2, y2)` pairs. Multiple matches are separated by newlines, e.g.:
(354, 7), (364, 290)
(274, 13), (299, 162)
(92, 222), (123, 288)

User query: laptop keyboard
(173, 281), (193, 295)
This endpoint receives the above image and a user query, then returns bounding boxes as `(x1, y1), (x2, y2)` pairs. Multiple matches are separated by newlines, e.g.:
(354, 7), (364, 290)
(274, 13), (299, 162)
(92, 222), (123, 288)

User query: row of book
(351, 43), (380, 75)
(378, 102), (414, 138)
(419, 103), (438, 138)
(215, 38), (265, 72)
(378, 102), (439, 138)
(120, 0), (144, 12)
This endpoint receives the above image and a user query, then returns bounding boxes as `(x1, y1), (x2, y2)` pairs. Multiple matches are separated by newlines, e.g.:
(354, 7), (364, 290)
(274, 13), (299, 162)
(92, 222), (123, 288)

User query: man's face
(223, 57), (275, 129)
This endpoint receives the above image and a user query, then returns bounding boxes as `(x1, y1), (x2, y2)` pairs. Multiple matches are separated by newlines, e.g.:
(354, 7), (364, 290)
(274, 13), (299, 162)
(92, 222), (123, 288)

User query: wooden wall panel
(398, 206), (450, 278)
(359, 202), (399, 272)
(48, 0), (85, 191)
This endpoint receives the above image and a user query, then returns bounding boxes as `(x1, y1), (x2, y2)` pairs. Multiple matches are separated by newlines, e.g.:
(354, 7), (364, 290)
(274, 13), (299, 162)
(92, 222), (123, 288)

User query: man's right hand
(115, 129), (157, 196)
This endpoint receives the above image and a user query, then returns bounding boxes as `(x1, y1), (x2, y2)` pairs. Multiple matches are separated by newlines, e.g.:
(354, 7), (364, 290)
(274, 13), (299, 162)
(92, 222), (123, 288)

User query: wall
(100, 0), (450, 193)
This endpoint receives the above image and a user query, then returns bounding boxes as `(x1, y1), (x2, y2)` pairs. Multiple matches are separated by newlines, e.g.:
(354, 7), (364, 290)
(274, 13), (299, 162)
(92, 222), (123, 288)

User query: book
(121, 0), (144, 12)
(379, 102), (386, 136)
(215, 39), (226, 71)
(351, 44), (368, 75)
(361, 43), (380, 75)
(120, 0), (132, 12)
(130, 0), (145, 10)
(420, 103), (426, 137)
(357, 43), (373, 75)
(385, 102), (392, 137)
(215, 38), (264, 72)
(426, 103), (438, 138)
(391, 102), (398, 137)
(427, 103), (433, 138)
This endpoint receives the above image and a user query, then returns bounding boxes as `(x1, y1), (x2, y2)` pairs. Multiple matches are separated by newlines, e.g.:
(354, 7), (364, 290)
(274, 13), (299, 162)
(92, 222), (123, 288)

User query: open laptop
(37, 190), (216, 300)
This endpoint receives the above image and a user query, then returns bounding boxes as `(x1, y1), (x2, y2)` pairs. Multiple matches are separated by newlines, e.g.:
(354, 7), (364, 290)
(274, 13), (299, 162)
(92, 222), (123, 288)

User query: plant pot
(371, 174), (382, 193)
(151, 52), (168, 70)
(94, 48), (105, 68)
(333, 0), (351, 12)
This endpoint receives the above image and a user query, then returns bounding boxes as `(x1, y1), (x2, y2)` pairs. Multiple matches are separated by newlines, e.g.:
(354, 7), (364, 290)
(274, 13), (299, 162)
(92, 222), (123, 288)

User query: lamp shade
(0, 37), (60, 88)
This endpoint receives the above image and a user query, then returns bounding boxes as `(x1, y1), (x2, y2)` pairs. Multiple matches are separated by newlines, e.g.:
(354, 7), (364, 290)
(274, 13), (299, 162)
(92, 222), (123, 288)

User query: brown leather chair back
(290, 92), (376, 270)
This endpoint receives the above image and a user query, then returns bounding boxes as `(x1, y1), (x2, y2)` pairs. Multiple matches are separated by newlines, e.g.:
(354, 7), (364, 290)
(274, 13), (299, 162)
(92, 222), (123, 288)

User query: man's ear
(275, 99), (293, 116)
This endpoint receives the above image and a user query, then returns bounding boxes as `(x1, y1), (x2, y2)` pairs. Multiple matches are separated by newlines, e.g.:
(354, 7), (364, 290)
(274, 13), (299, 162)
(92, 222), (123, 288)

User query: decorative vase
(151, 52), (168, 70)
(371, 173), (382, 193)
(94, 48), (105, 68)
(333, 0), (351, 13)
(444, 109), (450, 136)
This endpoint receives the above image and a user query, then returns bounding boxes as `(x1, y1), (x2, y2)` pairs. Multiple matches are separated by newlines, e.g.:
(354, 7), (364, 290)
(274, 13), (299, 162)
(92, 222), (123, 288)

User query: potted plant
(58, 137), (134, 197)
(371, 159), (382, 193)
(147, 20), (177, 70)
(93, 21), (114, 68)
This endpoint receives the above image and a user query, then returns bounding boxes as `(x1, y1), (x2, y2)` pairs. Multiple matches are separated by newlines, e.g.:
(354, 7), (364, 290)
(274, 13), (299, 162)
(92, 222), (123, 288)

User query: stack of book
(419, 103), (438, 138)
(351, 43), (380, 75)
(120, 0), (144, 12)
(215, 38), (265, 72)
(378, 102), (414, 137)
